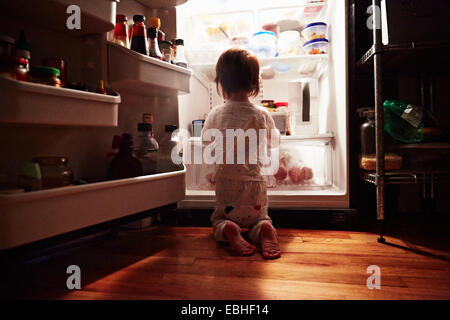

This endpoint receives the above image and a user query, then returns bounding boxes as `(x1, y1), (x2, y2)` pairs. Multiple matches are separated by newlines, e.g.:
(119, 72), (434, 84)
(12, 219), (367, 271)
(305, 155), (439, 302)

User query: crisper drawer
(0, 169), (185, 250)
(185, 136), (333, 191)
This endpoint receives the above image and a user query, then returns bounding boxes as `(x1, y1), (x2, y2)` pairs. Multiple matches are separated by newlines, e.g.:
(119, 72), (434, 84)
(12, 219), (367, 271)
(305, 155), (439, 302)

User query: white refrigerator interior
(177, 0), (349, 208)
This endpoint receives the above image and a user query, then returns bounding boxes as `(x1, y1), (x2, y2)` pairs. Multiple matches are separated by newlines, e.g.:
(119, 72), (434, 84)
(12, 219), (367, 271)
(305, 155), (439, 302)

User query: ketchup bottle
(130, 15), (148, 56)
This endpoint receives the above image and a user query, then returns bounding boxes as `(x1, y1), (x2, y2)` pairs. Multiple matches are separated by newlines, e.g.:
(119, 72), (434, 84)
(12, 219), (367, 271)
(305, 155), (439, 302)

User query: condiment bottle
(15, 30), (31, 71)
(108, 133), (143, 180)
(96, 80), (107, 94)
(130, 15), (148, 56)
(149, 17), (165, 41)
(113, 14), (130, 48)
(173, 39), (188, 68)
(147, 27), (162, 60)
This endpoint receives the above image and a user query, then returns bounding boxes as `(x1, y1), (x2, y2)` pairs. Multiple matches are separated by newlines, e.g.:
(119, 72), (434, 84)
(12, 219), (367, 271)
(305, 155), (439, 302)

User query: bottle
(156, 125), (184, 173)
(173, 39), (188, 68)
(135, 114), (159, 174)
(147, 27), (163, 60)
(113, 14), (130, 48)
(96, 80), (107, 94)
(149, 17), (165, 41)
(159, 40), (173, 63)
(15, 30), (31, 71)
(108, 133), (143, 180)
(130, 15), (148, 55)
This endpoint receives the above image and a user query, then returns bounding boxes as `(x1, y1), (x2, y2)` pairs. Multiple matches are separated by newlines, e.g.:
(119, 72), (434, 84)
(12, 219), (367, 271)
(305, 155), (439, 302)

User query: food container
(230, 35), (249, 48)
(0, 55), (28, 81)
(159, 40), (173, 63)
(29, 66), (61, 87)
(301, 22), (327, 41)
(278, 30), (302, 56)
(246, 31), (277, 58)
(42, 57), (67, 87)
(32, 156), (74, 189)
(262, 23), (280, 37)
(303, 38), (328, 55)
(0, 34), (15, 56)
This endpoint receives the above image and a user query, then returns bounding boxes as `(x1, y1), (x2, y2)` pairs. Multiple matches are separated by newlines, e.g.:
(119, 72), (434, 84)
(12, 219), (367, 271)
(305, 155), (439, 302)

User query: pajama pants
(210, 176), (277, 244)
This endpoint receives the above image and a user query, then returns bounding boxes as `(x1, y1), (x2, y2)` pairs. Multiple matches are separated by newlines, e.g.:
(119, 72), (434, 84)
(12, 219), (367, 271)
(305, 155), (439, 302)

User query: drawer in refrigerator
(0, 75), (120, 127)
(107, 41), (192, 97)
(267, 136), (333, 190)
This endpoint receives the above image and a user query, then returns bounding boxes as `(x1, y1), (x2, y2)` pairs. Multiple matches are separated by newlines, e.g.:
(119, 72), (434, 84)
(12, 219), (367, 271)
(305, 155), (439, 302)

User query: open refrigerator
(0, 0), (348, 251)
(177, 0), (349, 209)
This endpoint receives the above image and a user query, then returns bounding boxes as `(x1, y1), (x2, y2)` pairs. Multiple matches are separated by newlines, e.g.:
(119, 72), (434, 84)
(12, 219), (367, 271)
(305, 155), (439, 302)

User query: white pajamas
(202, 101), (280, 243)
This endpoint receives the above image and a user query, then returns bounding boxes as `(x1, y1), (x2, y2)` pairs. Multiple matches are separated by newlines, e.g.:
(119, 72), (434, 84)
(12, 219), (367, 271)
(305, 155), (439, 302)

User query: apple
(301, 167), (314, 180)
(288, 166), (305, 184)
(274, 166), (288, 181)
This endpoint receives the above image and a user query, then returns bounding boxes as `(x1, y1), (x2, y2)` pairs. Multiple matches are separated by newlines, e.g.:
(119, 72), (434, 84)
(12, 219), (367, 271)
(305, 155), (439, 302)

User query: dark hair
(215, 48), (260, 100)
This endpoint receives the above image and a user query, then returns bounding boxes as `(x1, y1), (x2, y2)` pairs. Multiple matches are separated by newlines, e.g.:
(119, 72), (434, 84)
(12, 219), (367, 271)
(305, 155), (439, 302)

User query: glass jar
(159, 40), (173, 63)
(32, 157), (74, 189)
(29, 66), (61, 87)
(0, 55), (28, 81)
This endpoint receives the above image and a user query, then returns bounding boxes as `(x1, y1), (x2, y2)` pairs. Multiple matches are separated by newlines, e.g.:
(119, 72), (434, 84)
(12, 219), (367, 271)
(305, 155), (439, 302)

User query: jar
(32, 157), (74, 189)
(0, 55), (28, 81)
(113, 14), (130, 48)
(0, 34), (15, 56)
(159, 40), (173, 63)
(42, 57), (67, 87)
(29, 66), (61, 87)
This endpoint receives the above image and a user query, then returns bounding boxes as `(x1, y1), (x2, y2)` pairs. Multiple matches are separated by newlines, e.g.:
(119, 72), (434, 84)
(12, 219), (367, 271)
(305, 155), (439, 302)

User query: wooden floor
(1, 225), (450, 300)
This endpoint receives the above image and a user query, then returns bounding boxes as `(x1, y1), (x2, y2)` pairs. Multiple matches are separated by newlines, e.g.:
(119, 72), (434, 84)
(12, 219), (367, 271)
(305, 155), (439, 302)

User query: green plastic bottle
(383, 100), (424, 144)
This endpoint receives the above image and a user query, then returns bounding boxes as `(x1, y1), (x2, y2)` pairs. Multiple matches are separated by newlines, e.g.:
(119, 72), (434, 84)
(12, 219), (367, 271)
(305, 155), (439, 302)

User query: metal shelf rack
(357, 0), (450, 243)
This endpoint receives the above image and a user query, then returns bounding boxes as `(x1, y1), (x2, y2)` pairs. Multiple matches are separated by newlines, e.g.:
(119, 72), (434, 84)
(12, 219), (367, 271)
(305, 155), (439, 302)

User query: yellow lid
(150, 17), (161, 28)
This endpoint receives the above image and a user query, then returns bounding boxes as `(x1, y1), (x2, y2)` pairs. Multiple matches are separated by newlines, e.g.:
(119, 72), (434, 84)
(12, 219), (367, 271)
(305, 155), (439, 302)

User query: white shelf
(0, 168), (186, 250)
(190, 54), (328, 82)
(107, 41), (192, 97)
(137, 0), (188, 9)
(0, 76), (120, 127)
(0, 0), (117, 36)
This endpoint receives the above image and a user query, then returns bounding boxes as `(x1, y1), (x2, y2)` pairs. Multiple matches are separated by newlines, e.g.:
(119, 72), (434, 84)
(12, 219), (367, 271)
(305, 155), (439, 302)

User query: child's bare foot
(259, 223), (281, 259)
(223, 222), (256, 256)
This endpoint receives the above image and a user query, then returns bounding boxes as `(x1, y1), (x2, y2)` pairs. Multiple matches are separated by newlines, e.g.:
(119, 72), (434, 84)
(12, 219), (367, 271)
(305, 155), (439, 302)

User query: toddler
(201, 48), (281, 259)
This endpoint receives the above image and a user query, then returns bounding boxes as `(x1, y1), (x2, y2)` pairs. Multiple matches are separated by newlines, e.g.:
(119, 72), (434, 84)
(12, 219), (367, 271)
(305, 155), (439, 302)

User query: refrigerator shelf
(107, 41), (192, 97)
(0, 0), (117, 36)
(0, 76), (120, 127)
(0, 168), (186, 250)
(190, 54), (328, 82)
(361, 170), (450, 186)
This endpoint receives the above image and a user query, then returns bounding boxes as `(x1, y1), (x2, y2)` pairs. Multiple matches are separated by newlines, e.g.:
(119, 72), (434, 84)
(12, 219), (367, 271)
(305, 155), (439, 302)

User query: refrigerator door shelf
(0, 75), (120, 127)
(0, 168), (185, 250)
(107, 41), (192, 97)
(0, 0), (117, 36)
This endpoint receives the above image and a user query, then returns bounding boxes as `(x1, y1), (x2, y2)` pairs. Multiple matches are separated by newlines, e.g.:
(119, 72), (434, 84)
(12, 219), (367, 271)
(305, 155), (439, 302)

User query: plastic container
(303, 38), (328, 55)
(278, 30), (302, 56)
(301, 22), (327, 41)
(246, 31), (277, 58)
(288, 79), (319, 136)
